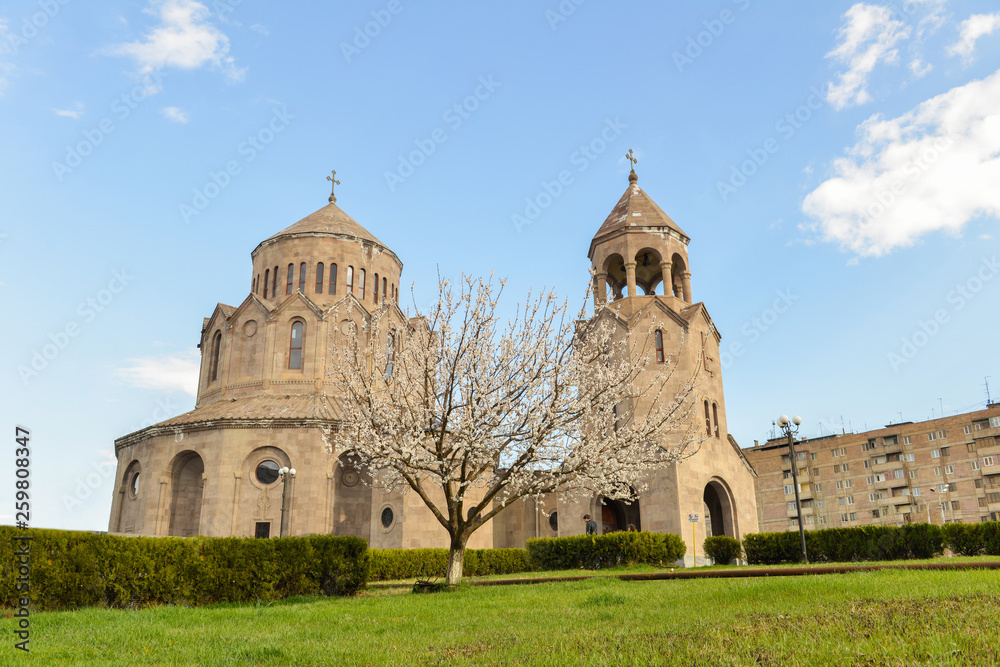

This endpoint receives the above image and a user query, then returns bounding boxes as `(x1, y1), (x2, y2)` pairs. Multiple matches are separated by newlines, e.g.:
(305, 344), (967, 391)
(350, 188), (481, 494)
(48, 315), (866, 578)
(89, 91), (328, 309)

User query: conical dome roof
(261, 202), (388, 248)
(592, 172), (688, 243)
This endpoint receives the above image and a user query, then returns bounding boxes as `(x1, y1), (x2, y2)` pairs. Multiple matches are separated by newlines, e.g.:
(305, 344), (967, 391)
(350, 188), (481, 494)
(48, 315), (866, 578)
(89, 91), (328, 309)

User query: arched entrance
(599, 491), (641, 534)
(168, 451), (204, 537)
(703, 477), (737, 538)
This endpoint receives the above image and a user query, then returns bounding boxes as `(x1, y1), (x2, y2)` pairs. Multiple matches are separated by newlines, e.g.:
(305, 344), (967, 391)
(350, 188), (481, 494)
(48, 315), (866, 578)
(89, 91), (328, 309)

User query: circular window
(243, 320), (258, 337)
(548, 511), (558, 533)
(255, 460), (280, 485)
(129, 472), (140, 499)
(380, 506), (394, 528)
(342, 469), (360, 487)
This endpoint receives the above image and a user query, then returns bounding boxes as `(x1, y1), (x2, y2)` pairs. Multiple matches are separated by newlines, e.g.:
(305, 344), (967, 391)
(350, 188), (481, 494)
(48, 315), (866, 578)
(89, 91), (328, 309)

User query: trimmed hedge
(0, 527), (369, 611)
(703, 535), (741, 565)
(369, 548), (531, 581)
(527, 531), (686, 570)
(942, 522), (1000, 556)
(742, 523), (951, 565)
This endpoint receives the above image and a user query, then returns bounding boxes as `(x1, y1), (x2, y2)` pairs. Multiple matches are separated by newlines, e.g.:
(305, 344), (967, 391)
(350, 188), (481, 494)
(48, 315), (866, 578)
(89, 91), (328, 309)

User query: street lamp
(279, 467), (296, 537)
(778, 414), (808, 564)
(928, 486), (950, 525)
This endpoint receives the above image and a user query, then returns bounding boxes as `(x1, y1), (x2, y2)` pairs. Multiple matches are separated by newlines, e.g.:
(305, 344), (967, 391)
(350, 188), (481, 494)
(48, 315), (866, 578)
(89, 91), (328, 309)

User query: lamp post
(778, 414), (808, 564)
(928, 486), (950, 525)
(279, 467), (296, 537)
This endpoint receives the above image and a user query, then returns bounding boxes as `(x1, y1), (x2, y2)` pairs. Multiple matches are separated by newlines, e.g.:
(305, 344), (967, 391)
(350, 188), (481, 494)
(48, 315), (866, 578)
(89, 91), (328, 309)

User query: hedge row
(742, 522), (1000, 565)
(941, 522), (1000, 556)
(527, 531), (686, 570)
(369, 548), (531, 581)
(703, 535), (741, 565)
(0, 527), (368, 611)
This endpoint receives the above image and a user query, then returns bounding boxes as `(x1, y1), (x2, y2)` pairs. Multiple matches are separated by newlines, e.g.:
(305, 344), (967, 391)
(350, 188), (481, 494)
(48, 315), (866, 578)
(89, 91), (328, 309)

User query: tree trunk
(445, 535), (469, 587)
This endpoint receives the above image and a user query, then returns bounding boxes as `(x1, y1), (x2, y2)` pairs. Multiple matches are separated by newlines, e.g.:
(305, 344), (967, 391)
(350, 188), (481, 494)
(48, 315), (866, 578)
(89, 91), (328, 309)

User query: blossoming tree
(330, 274), (701, 586)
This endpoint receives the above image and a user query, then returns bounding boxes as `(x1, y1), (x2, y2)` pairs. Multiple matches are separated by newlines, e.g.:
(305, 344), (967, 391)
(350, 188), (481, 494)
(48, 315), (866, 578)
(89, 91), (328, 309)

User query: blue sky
(1, 0), (998, 531)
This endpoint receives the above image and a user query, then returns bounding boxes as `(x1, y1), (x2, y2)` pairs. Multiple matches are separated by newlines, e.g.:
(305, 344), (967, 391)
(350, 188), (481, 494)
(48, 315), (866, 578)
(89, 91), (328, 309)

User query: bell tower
(581, 155), (759, 565)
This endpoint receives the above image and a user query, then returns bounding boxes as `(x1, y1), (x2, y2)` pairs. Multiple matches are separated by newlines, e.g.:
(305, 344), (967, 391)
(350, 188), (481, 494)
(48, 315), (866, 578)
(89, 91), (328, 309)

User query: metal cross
(625, 149), (637, 173)
(327, 170), (341, 203)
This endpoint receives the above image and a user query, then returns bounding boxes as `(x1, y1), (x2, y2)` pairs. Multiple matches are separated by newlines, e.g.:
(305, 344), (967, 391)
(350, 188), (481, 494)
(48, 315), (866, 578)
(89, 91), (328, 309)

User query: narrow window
(330, 263), (338, 295)
(385, 331), (395, 378)
(286, 264), (294, 295)
(654, 329), (664, 363)
(374, 273), (380, 304)
(383, 277), (388, 302)
(209, 331), (222, 382)
(316, 263), (324, 294)
(289, 322), (304, 369)
(299, 262), (306, 292)
(712, 402), (720, 438)
(704, 400), (711, 435)
(359, 269), (366, 299)
(347, 266), (354, 294)
(272, 266), (278, 297)
(252, 275), (257, 294)
(263, 269), (270, 298)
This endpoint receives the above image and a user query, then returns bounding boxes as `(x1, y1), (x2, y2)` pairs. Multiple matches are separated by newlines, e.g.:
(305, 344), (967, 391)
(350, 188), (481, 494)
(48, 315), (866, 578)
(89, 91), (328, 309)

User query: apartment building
(744, 403), (1000, 533)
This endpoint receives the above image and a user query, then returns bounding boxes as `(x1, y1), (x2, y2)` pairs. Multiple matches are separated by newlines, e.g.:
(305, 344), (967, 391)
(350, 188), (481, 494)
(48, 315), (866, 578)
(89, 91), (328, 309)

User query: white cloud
(909, 58), (932, 77)
(106, 0), (244, 82)
(826, 4), (911, 110)
(53, 102), (85, 119)
(802, 68), (1000, 257)
(115, 350), (200, 396)
(161, 105), (189, 123)
(947, 13), (1000, 61)
(250, 23), (269, 36)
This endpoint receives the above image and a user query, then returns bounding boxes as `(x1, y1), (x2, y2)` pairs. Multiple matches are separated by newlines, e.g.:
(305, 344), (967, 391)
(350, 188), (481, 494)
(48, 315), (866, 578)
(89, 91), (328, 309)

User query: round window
(255, 460), (280, 485)
(342, 469), (360, 487)
(130, 472), (140, 499)
(548, 511), (558, 533)
(380, 506), (394, 528)
(244, 320), (258, 337)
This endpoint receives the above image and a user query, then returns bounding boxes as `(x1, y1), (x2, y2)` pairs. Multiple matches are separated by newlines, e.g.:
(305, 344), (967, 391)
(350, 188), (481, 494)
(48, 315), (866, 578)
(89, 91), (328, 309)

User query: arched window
(347, 266), (354, 294)
(286, 264), (294, 295)
(654, 330), (664, 363)
(288, 322), (304, 369)
(329, 263), (338, 295)
(712, 402), (720, 438)
(374, 273), (380, 304)
(704, 400), (711, 436)
(316, 263), (324, 294)
(385, 331), (395, 378)
(264, 269), (270, 298)
(272, 266), (278, 297)
(383, 277), (388, 303)
(359, 269), (366, 299)
(209, 331), (222, 382)
(298, 262), (306, 292)
(252, 275), (257, 294)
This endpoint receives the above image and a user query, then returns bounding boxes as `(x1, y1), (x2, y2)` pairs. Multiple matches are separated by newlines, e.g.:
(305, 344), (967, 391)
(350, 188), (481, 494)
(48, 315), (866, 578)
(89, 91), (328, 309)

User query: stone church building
(109, 167), (757, 564)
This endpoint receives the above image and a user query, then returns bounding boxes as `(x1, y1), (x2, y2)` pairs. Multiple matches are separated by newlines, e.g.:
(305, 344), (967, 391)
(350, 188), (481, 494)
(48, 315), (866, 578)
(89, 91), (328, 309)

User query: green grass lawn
(3, 565), (999, 666)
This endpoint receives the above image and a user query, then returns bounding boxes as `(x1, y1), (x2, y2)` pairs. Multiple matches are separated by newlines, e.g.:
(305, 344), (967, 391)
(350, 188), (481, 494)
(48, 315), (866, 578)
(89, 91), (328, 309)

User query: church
(108, 163), (758, 565)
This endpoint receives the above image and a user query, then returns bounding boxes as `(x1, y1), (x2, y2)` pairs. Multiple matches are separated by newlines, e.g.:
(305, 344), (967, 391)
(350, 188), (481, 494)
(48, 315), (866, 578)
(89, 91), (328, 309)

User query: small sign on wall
(688, 513), (699, 522)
